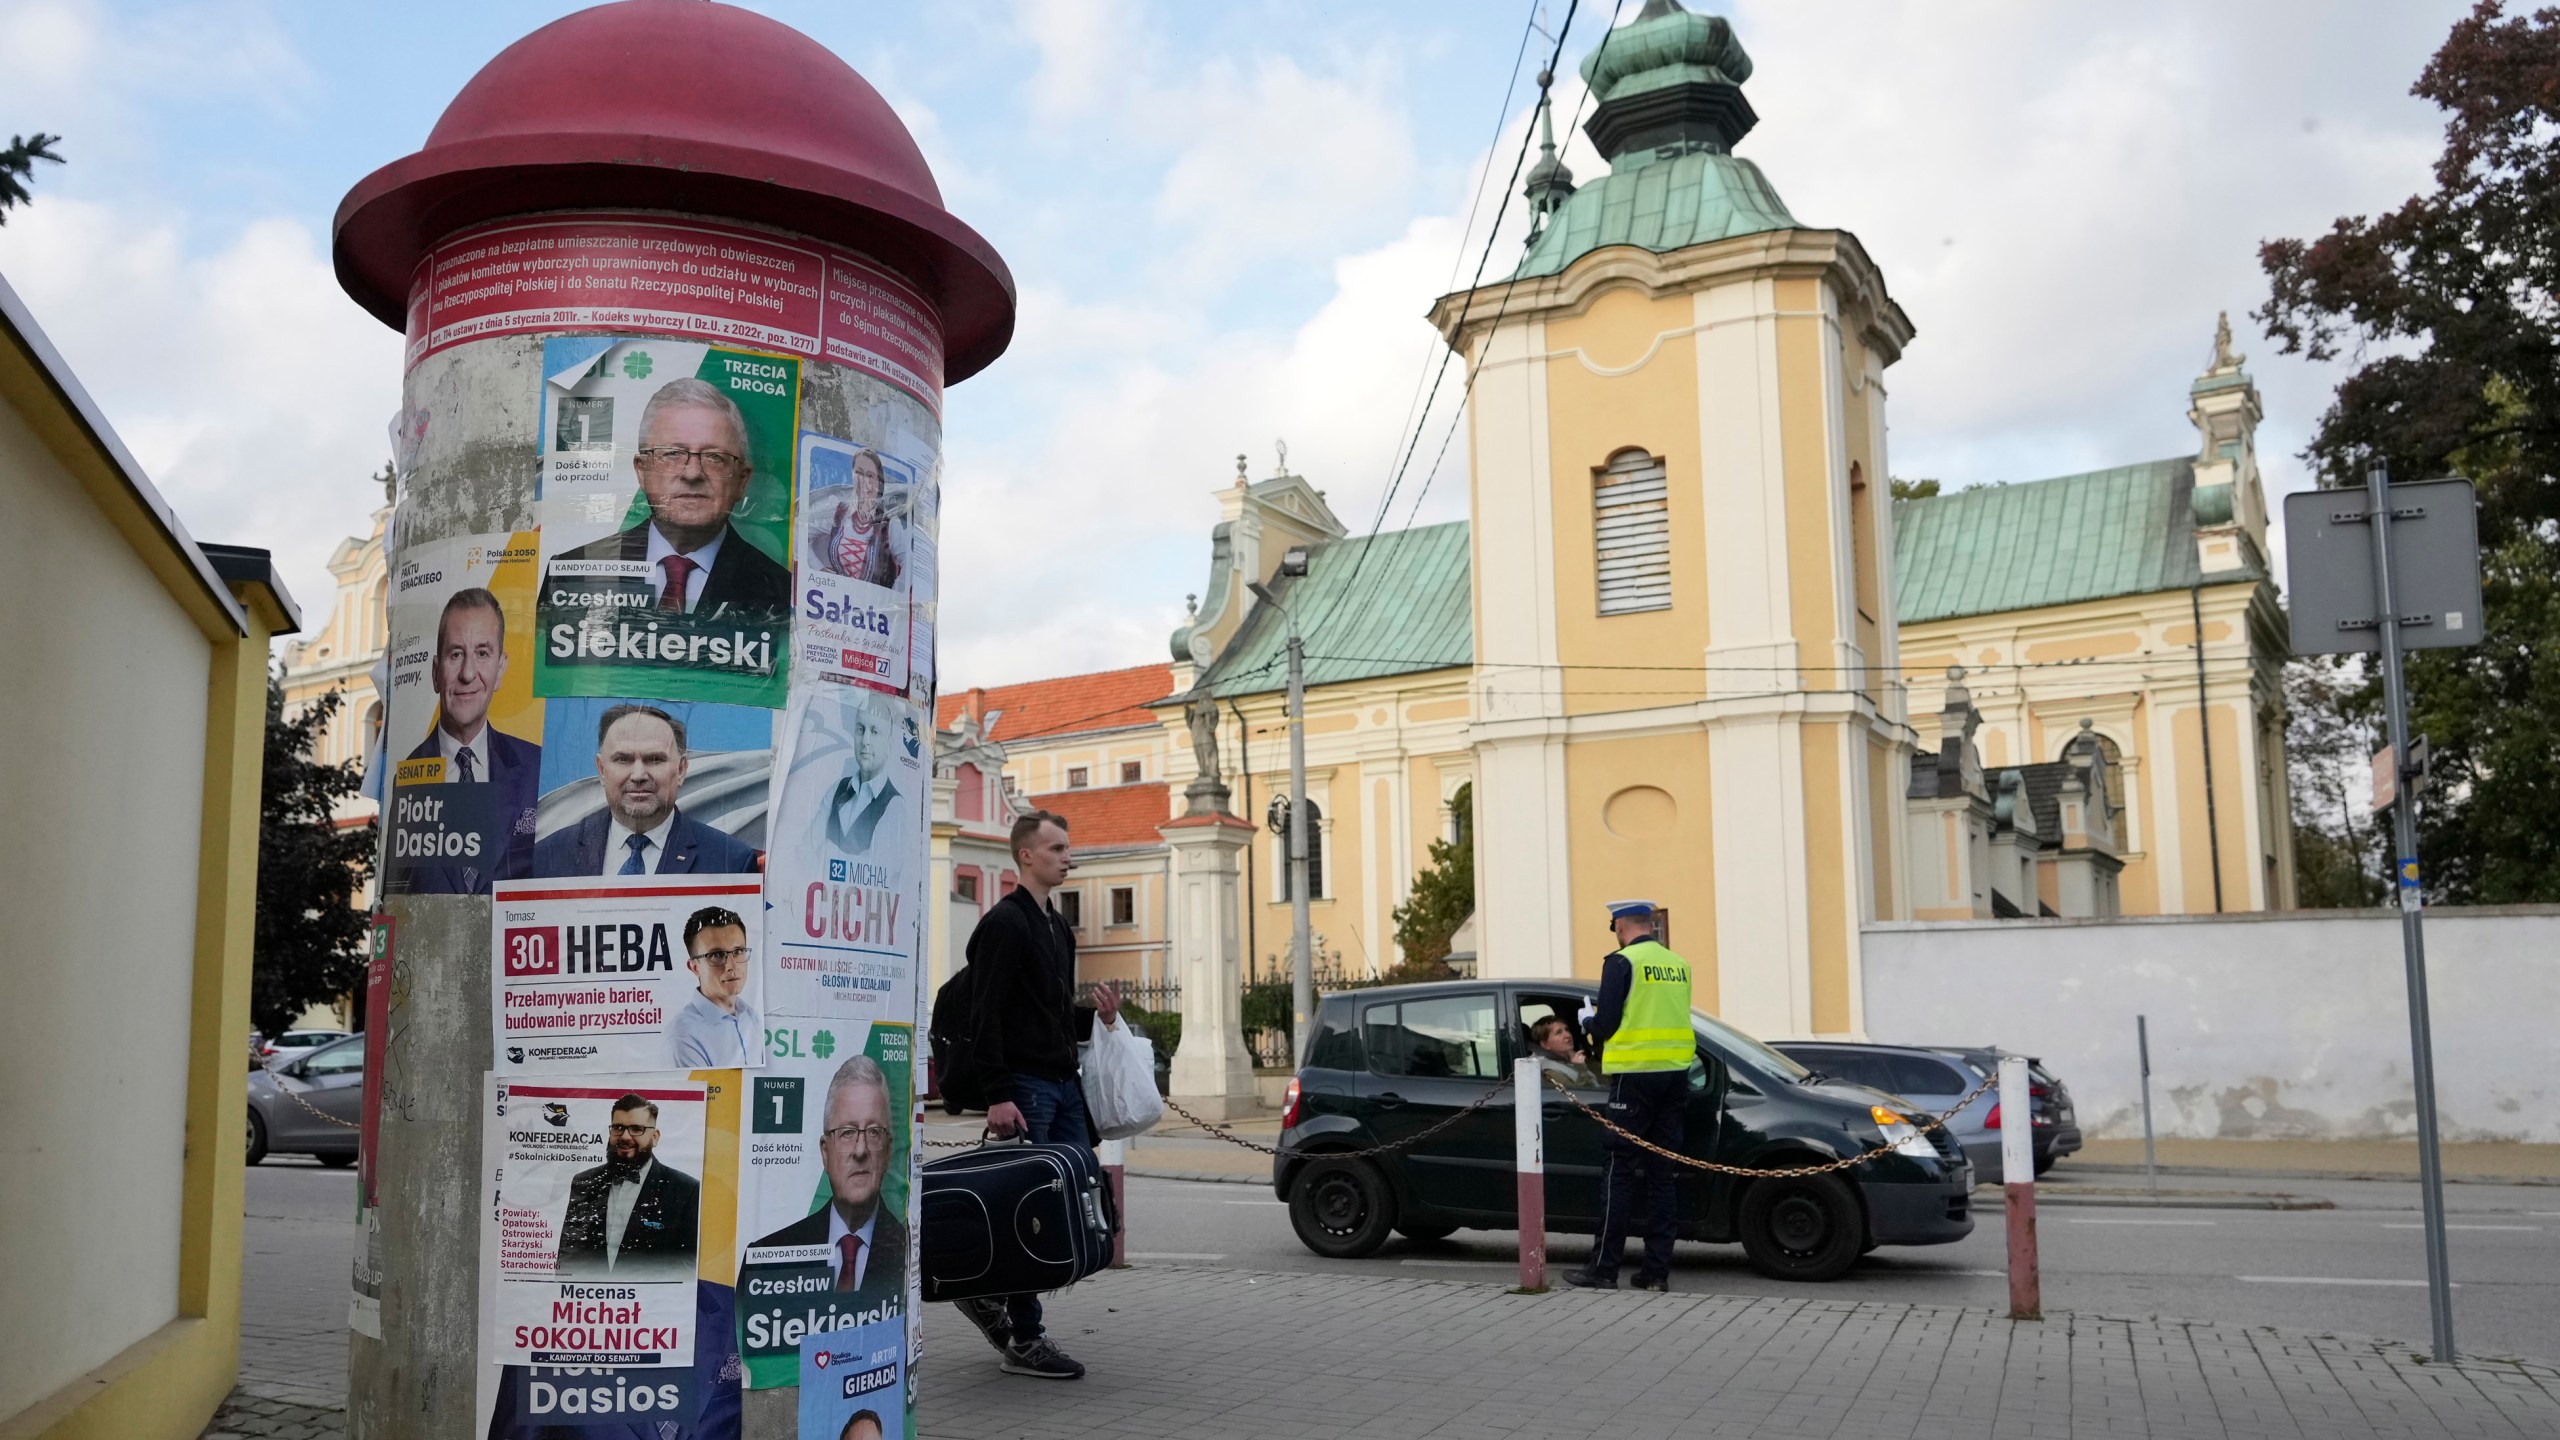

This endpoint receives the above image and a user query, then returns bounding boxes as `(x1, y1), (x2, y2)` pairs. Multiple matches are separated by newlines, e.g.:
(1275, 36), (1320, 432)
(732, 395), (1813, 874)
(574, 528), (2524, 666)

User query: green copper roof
(1201, 520), (1472, 698)
(1893, 457), (2258, 625)
(1515, 150), (1796, 279)
(1582, 2), (1753, 105)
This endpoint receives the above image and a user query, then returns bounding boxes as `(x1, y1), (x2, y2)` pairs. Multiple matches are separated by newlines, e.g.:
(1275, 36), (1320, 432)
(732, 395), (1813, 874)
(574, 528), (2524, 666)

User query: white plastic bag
(1080, 1014), (1163, 1140)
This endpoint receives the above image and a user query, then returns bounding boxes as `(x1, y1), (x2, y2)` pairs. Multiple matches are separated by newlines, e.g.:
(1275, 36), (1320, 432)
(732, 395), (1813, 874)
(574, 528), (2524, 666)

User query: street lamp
(1248, 547), (1313, 1063)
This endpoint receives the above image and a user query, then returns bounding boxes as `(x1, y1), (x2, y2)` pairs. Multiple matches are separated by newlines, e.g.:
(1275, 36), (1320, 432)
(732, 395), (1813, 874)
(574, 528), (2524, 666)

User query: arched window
(1446, 781), (1473, 849)
(1277, 799), (1328, 901)
(363, 701), (384, 757)
(1594, 449), (1671, 615)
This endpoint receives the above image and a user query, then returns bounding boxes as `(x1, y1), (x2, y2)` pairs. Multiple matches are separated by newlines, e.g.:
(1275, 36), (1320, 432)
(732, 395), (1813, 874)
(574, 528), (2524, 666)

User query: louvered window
(1595, 450), (1672, 615)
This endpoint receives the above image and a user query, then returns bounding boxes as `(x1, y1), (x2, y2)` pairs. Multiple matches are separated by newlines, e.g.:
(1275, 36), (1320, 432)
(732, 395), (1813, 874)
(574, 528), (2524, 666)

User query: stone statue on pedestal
(1184, 690), (1233, 816)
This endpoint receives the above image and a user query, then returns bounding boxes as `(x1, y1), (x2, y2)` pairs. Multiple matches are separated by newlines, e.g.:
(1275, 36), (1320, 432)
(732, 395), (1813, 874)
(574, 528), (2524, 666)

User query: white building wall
(0, 398), (211, 1420)
(1862, 908), (2560, 1144)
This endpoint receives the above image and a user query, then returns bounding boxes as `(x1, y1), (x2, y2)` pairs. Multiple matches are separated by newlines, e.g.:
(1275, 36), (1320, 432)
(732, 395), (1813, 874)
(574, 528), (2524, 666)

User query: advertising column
(336, 13), (1011, 1438)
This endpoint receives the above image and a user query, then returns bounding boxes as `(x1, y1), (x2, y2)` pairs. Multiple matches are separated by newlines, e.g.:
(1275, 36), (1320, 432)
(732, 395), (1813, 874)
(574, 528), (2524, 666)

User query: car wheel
(1395, 1221), (1458, 1242)
(1738, 1173), (1863, 1282)
(246, 1109), (268, 1166)
(940, 1094), (966, 1117)
(318, 1152), (356, 1168)
(1288, 1157), (1397, 1259)
(2032, 1153), (2057, 1177)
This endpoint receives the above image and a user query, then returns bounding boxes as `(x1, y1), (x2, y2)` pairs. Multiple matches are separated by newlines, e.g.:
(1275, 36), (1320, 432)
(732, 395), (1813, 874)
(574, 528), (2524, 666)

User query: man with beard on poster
(544, 377), (790, 619)
(555, 1094), (701, 1279)
(747, 1056), (907, 1314)
(532, 704), (762, 876)
(401, 587), (540, 891)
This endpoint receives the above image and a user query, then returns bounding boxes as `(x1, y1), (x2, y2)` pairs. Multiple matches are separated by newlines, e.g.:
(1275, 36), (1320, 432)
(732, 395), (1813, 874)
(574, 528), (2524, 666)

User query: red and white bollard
(1515, 1055), (1546, 1289)
(1999, 1053), (2041, 1320)
(1101, 1136), (1129, 1268)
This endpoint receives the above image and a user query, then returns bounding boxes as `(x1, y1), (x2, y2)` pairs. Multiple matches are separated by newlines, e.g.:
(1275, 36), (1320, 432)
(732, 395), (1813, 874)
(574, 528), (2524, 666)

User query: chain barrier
(922, 1065), (1999, 1178)
(1542, 1068), (1998, 1178)
(269, 1083), (361, 1130)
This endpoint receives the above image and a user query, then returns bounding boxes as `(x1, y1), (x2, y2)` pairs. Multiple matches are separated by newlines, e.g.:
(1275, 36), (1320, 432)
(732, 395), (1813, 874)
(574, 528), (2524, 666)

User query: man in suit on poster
(401, 587), (540, 890)
(745, 1055), (907, 1317)
(542, 377), (790, 619)
(532, 704), (762, 877)
(555, 1094), (701, 1278)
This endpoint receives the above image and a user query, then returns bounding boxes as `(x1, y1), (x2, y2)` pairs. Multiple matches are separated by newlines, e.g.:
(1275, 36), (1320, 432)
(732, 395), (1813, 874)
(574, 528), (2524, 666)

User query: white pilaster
(1162, 813), (1260, 1118)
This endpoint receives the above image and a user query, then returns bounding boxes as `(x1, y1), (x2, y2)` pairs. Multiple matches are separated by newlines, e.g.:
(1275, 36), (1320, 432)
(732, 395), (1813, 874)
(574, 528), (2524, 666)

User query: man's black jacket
(963, 885), (1096, 1102)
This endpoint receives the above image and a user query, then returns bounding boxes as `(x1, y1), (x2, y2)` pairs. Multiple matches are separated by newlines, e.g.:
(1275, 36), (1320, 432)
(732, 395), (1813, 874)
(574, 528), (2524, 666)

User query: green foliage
(251, 677), (376, 1037)
(0, 133), (63, 222)
(1888, 476), (1941, 501)
(2284, 654), (2386, 908)
(2257, 4), (2560, 903)
(1390, 782), (1472, 973)
(1122, 1003), (1179, 1063)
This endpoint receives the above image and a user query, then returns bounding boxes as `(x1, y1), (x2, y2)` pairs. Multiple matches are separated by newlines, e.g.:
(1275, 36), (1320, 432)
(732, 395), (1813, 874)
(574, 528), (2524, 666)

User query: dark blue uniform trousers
(1593, 1069), (1687, 1281)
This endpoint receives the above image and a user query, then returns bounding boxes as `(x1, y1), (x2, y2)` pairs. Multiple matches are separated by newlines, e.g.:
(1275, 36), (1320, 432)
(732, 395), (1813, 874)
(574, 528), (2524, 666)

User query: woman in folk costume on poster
(820, 448), (902, 589)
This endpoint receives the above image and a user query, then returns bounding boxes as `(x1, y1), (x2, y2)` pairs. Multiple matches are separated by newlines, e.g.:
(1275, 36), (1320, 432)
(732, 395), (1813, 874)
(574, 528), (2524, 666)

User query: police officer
(1564, 899), (1693, 1292)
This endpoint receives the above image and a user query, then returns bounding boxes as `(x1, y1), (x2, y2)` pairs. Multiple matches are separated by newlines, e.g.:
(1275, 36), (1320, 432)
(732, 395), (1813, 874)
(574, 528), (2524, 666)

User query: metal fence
(1105, 966), (1396, 1071)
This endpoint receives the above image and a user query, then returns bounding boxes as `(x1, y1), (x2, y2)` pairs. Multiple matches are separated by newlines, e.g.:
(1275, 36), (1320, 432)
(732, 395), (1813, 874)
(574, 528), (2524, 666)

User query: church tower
(1430, 1), (1914, 1038)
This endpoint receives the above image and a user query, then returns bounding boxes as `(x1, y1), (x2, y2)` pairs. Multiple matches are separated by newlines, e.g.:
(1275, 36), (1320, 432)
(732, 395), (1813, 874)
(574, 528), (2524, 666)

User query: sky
(0, 0), (2471, 687)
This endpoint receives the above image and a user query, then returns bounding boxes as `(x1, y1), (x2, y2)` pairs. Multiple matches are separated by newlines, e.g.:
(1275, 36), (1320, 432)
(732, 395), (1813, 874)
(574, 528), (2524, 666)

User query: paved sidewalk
(198, 1390), (343, 1440)
(921, 1266), (2560, 1439)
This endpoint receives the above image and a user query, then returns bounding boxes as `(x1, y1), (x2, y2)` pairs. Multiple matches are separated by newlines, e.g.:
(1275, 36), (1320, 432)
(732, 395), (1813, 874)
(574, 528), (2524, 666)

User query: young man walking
(953, 809), (1118, 1379)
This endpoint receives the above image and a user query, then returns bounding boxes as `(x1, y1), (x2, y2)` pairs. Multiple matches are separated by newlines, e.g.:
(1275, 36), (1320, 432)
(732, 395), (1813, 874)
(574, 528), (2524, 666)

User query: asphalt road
(240, 1148), (2560, 1412)
(1113, 1169), (2560, 1365)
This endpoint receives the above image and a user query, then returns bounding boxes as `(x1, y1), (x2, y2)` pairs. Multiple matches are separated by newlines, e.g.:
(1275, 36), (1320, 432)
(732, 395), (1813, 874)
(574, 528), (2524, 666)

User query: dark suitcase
(918, 1140), (1117, 1302)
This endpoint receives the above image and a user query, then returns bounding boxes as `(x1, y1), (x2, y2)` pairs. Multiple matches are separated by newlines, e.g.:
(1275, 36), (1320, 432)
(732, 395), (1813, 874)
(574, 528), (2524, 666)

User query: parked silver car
(1771, 1042), (2081, 1183)
(247, 1033), (364, 1165)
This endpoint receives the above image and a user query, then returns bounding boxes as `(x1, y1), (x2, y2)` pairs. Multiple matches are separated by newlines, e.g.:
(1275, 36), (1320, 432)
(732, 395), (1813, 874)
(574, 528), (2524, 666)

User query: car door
(291, 1036), (368, 1136)
(1516, 991), (1607, 1223)
(1355, 991), (1512, 1218)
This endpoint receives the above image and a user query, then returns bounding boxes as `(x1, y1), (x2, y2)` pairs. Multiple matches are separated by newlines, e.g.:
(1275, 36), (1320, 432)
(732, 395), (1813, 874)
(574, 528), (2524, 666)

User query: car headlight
(1871, 1105), (1938, 1159)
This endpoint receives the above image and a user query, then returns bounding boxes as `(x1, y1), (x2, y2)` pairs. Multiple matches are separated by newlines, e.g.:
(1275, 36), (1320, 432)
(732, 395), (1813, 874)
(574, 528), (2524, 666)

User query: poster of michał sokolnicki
(478, 1076), (707, 1370)
(533, 335), (800, 709)
(733, 1021), (915, 1390)
(493, 875), (766, 1073)
(381, 530), (546, 895)
(760, 687), (929, 1026)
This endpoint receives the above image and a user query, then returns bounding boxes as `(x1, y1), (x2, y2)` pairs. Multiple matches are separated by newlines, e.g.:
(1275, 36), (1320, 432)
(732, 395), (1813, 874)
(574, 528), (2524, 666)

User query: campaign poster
(733, 1024), (915, 1389)
(475, 1072), (744, 1438)
(794, 433), (923, 695)
(381, 531), (545, 894)
(531, 697), (773, 879)
(493, 876), (767, 1073)
(478, 1077), (708, 1369)
(533, 336), (799, 708)
(351, 916), (395, 1339)
(762, 688), (929, 1024)
(799, 1319), (908, 1440)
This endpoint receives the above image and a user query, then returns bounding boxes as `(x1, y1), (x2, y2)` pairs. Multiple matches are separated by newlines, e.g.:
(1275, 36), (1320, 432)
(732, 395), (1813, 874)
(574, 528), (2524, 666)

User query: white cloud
(0, 198), (402, 626)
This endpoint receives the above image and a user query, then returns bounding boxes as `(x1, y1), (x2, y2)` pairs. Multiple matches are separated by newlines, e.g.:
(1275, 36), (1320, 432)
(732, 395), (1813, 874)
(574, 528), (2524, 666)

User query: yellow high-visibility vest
(1602, 939), (1694, 1074)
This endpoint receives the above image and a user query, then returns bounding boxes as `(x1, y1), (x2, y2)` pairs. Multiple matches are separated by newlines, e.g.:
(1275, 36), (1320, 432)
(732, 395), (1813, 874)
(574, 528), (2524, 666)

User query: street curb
(1127, 1166), (1262, 1186)
(2004, 1190), (2334, 1211)
(2060, 1161), (2557, 1188)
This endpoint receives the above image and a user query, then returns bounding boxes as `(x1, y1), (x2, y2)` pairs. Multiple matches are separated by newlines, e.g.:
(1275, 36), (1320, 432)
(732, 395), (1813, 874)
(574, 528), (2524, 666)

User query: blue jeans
(1001, 1072), (1092, 1340)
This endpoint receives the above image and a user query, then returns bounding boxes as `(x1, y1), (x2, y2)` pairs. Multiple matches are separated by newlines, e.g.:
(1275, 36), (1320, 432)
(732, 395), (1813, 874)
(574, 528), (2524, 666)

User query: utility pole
(1285, 625), (1314, 1065)
(2366, 459), (2456, 1363)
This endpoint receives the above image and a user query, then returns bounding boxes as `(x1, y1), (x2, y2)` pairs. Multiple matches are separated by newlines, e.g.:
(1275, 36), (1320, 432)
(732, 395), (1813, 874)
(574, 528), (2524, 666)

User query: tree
(0, 133), (63, 222)
(1389, 782), (1473, 978)
(2257, 1), (2560, 903)
(2283, 654), (2386, 908)
(253, 676), (376, 1037)
(1888, 476), (1941, 501)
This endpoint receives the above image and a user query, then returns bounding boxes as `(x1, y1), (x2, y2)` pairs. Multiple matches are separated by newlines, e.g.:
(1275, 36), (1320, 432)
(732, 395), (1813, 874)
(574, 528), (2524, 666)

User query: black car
(1273, 980), (1974, 1282)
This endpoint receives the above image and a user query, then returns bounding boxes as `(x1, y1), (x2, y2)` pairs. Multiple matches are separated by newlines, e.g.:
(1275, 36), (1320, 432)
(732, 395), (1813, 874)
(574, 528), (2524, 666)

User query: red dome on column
(333, 0), (1014, 381)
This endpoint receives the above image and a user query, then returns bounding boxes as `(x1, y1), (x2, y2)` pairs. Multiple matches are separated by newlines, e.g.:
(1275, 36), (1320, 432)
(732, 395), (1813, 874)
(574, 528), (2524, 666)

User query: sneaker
(1000, 1336), (1087, 1380)
(1560, 1267), (1616, 1290)
(953, 1296), (1012, 1355)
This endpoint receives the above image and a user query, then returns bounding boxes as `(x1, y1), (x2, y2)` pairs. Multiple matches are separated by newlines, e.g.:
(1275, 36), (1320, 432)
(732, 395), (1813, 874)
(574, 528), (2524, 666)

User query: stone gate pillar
(1162, 808), (1262, 1121)
(332, 4), (1010, 1436)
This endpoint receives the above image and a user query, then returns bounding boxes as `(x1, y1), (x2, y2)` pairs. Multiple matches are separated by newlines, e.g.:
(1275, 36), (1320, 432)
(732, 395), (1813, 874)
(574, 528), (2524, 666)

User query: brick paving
(198, 1390), (344, 1440)
(917, 1266), (2560, 1439)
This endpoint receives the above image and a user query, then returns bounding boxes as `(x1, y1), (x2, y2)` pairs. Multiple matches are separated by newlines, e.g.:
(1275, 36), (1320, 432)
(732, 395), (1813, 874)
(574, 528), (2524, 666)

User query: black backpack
(930, 963), (989, 1112)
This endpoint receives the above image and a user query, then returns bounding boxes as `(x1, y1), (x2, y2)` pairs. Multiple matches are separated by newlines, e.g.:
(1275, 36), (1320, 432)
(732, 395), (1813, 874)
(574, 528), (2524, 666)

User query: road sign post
(2282, 467), (2479, 1363)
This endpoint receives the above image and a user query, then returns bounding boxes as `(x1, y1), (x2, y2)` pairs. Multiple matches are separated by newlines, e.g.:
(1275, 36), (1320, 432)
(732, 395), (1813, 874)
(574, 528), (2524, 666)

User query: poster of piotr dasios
(532, 336), (801, 709)
(380, 531), (545, 895)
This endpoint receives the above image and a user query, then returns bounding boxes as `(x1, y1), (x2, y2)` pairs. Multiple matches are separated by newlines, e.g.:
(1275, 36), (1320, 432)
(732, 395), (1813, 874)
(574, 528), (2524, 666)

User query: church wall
(1538, 283), (1708, 719)
(1801, 719), (1853, 1034)
(1560, 726), (1718, 1001)
(1775, 277), (1844, 676)
(1867, 732), (1900, 920)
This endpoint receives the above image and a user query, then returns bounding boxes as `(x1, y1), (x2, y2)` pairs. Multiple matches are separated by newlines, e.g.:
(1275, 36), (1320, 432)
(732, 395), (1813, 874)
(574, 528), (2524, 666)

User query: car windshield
(1691, 1009), (1810, 1082)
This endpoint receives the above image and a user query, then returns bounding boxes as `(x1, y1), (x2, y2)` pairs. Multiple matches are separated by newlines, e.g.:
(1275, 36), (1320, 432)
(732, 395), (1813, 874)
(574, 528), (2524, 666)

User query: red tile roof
(936, 662), (1173, 744)
(1032, 781), (1172, 850)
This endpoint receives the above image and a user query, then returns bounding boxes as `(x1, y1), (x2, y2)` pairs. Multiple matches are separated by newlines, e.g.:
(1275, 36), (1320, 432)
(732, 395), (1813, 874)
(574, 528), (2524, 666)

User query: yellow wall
(1562, 729), (1717, 999)
(1802, 721), (1851, 1033)
(1776, 278), (1842, 670)
(1539, 285), (1708, 717)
